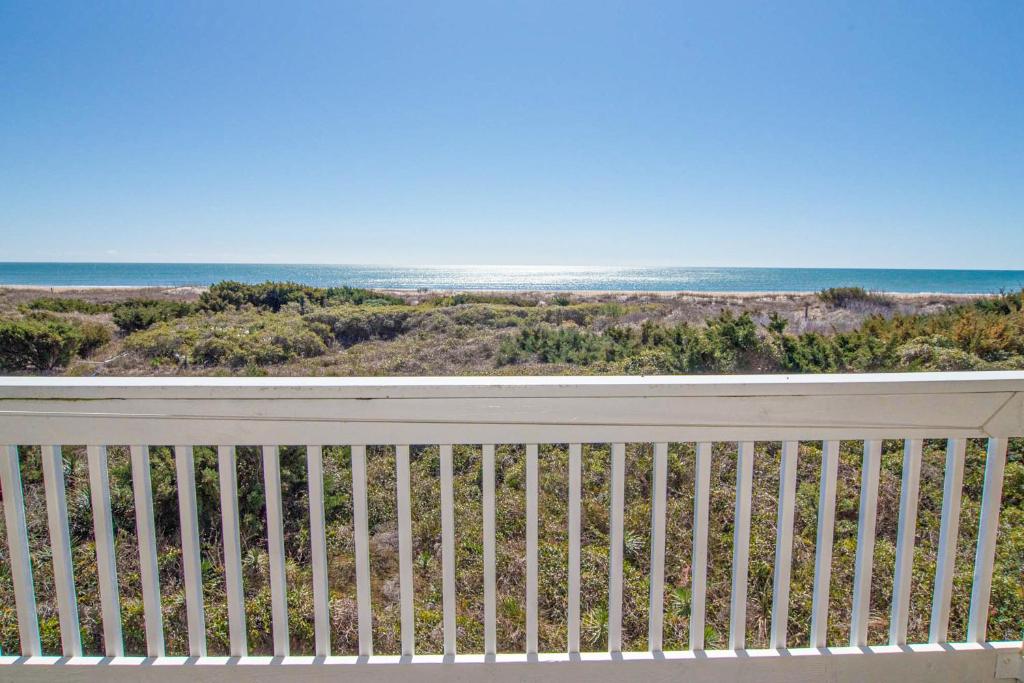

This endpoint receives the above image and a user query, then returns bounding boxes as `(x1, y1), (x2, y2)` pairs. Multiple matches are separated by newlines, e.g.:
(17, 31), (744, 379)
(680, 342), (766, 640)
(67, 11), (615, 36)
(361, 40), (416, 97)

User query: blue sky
(1, 1), (1022, 268)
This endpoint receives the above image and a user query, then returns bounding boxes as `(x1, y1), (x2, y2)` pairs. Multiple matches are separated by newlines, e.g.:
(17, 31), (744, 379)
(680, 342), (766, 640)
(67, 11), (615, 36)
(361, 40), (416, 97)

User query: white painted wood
(4, 643), (1021, 682)
(851, 439), (882, 647)
(647, 442), (668, 653)
(810, 440), (840, 649)
(5, 371), (1024, 395)
(130, 445), (164, 657)
(770, 440), (799, 649)
(3, 373), (1022, 446)
(262, 445), (290, 657)
(525, 443), (539, 655)
(607, 443), (626, 654)
(967, 438), (1008, 643)
(439, 444), (457, 656)
(87, 445), (123, 657)
(395, 444), (415, 657)
(1, 445), (41, 656)
(41, 445), (82, 657)
(729, 441), (754, 651)
(690, 442), (712, 651)
(930, 438), (966, 644)
(890, 438), (923, 646)
(307, 445), (331, 657)
(1, 374), (1022, 669)
(174, 445), (206, 657)
(217, 445), (247, 657)
(481, 445), (497, 656)
(567, 443), (582, 655)
(351, 444), (373, 657)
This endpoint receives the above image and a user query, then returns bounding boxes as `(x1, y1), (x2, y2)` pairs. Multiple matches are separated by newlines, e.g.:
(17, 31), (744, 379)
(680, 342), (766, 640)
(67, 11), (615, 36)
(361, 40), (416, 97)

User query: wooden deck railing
(0, 373), (1022, 681)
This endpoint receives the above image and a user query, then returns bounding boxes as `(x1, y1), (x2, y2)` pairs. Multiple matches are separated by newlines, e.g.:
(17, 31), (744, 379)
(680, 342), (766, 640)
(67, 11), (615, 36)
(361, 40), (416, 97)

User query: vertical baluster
(262, 445), (289, 657)
(130, 445), (163, 657)
(174, 445), (206, 657)
(648, 442), (668, 652)
(607, 442), (626, 653)
(967, 438), (1008, 643)
(729, 441), (754, 651)
(690, 442), (712, 651)
(479, 446), (495, 655)
(770, 441), (799, 649)
(396, 445), (415, 657)
(930, 437), (966, 644)
(87, 445), (123, 657)
(439, 444), (456, 656)
(308, 445), (331, 657)
(890, 438), (923, 646)
(810, 440), (839, 648)
(851, 439), (882, 647)
(218, 445), (247, 657)
(41, 445), (82, 657)
(1, 446), (41, 656)
(567, 443), (582, 655)
(351, 444), (373, 657)
(526, 444), (539, 655)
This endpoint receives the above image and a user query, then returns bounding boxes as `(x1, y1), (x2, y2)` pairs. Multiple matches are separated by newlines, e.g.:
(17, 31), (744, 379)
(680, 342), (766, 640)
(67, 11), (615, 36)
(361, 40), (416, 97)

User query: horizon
(3, 2), (1023, 268)
(4, 261), (1024, 273)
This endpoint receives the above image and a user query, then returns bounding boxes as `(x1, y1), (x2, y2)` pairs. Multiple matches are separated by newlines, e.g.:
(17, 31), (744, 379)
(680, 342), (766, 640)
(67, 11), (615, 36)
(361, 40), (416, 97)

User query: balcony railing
(1, 372), (1022, 682)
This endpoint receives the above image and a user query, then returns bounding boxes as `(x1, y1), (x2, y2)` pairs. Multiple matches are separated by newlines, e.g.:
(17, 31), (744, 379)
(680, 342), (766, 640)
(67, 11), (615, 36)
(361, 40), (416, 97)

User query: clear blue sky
(1, 1), (1022, 268)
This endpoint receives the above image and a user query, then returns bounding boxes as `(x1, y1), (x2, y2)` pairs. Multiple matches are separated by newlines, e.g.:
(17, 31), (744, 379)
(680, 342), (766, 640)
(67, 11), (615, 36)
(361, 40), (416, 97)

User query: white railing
(0, 372), (1022, 682)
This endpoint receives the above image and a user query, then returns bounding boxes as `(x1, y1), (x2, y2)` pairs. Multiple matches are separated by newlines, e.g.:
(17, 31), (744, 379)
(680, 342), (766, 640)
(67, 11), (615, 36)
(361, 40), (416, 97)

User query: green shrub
(0, 318), (108, 371)
(818, 286), (890, 307)
(303, 306), (414, 346)
(973, 289), (1024, 315)
(23, 297), (113, 314)
(75, 321), (113, 355)
(198, 281), (403, 312)
(896, 340), (986, 370)
(426, 293), (537, 307)
(112, 300), (196, 333)
(126, 311), (328, 367)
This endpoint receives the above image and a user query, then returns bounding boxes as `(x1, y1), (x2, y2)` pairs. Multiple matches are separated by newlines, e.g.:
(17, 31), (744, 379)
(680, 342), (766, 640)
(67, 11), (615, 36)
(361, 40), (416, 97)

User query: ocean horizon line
(2, 261), (1022, 272)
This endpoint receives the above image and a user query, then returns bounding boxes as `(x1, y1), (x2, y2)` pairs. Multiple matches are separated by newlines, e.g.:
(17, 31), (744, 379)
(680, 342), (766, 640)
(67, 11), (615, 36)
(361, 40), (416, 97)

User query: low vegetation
(0, 317), (110, 371)
(818, 286), (891, 308)
(499, 291), (1024, 374)
(198, 280), (404, 312)
(6, 283), (1021, 376)
(0, 283), (1021, 656)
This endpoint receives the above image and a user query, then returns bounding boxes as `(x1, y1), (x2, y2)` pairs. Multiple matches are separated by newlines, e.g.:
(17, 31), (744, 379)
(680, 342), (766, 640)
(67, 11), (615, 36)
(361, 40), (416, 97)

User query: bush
(126, 311), (328, 367)
(112, 300), (196, 333)
(303, 306), (414, 346)
(199, 281), (403, 312)
(0, 318), (109, 371)
(426, 293), (537, 307)
(75, 321), (113, 355)
(897, 340), (986, 371)
(818, 286), (890, 307)
(23, 297), (113, 314)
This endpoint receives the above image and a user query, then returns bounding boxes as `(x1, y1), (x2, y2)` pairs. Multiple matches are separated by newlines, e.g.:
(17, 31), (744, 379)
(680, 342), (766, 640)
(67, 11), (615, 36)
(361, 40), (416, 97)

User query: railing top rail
(1, 372), (1022, 443)
(2, 370), (1024, 397)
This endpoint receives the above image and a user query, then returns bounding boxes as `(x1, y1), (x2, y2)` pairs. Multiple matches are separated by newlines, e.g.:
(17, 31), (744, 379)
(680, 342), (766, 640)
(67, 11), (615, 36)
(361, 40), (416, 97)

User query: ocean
(1, 263), (1022, 293)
